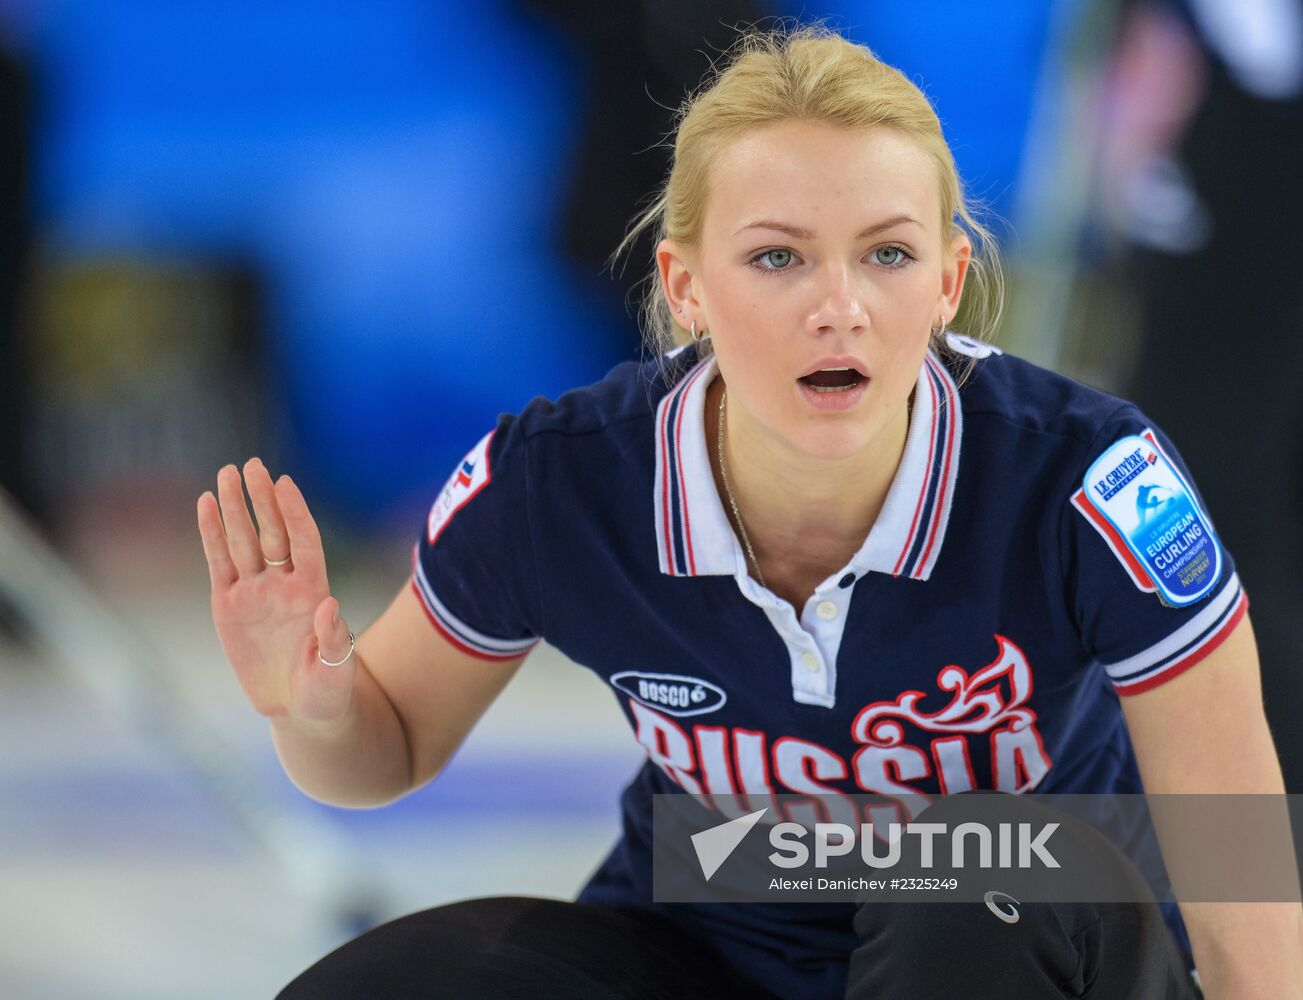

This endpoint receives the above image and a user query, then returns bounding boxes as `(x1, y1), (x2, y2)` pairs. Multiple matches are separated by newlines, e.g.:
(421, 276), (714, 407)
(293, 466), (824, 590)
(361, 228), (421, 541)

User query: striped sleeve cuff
(1105, 573), (1248, 696)
(410, 545), (539, 662)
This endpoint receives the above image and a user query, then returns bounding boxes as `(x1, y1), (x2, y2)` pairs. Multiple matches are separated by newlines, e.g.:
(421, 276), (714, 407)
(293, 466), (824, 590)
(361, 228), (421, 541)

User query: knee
(853, 897), (1021, 954)
(277, 897), (549, 1000)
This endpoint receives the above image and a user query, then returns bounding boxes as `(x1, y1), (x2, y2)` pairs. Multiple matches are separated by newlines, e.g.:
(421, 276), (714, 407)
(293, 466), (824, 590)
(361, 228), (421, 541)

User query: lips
(797, 359), (867, 393)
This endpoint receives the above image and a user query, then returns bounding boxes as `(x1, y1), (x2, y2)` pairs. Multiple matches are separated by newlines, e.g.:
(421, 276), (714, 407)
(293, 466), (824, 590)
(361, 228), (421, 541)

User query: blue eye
(874, 245), (911, 266)
(752, 248), (795, 270)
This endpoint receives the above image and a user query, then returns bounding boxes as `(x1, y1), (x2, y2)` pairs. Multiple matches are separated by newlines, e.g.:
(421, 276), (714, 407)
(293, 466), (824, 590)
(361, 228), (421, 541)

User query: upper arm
(370, 415), (542, 789)
(1121, 614), (1303, 998)
(357, 580), (528, 791)
(1062, 408), (1247, 695)
(1060, 409), (1272, 787)
(1119, 612), (1283, 794)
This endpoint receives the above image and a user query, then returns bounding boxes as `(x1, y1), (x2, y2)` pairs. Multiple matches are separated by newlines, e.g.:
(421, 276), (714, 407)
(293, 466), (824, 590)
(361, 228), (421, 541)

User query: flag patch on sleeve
(427, 429), (494, 546)
(1071, 428), (1222, 607)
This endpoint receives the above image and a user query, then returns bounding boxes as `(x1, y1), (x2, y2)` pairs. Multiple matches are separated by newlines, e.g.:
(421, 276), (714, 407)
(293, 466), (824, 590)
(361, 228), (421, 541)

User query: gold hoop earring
(930, 315), (948, 337)
(691, 320), (707, 343)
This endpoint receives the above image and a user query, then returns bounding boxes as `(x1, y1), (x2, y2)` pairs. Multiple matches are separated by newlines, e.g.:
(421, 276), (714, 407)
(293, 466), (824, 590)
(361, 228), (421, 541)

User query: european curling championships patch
(1070, 429), (1221, 607)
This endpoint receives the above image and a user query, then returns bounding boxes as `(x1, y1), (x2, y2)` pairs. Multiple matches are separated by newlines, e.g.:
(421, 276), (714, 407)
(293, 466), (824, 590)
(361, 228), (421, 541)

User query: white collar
(652, 350), (963, 582)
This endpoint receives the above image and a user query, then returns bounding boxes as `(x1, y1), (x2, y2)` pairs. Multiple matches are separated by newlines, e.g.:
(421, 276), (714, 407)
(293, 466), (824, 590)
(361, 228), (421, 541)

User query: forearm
(1171, 736), (1303, 996)
(1119, 620), (1303, 995)
(270, 653), (414, 807)
(1182, 901), (1303, 998)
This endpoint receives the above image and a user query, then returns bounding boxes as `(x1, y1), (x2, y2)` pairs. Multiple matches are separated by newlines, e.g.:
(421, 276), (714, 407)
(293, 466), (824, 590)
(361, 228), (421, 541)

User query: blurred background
(1, 0), (1299, 996)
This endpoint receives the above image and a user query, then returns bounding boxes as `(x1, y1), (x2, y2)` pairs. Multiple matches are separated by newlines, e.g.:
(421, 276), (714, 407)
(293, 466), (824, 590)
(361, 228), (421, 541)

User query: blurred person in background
(200, 23), (1300, 1000)
(0, 40), (34, 648)
(523, 0), (770, 356)
(0, 41), (33, 519)
(1098, 0), (1303, 803)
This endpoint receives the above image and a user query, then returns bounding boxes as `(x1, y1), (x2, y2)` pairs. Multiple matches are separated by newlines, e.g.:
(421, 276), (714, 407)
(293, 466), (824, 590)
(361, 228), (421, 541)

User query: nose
(807, 261), (868, 337)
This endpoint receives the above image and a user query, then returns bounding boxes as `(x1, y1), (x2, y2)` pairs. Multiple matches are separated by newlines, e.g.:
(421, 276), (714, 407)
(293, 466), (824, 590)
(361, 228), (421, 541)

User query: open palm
(197, 458), (357, 723)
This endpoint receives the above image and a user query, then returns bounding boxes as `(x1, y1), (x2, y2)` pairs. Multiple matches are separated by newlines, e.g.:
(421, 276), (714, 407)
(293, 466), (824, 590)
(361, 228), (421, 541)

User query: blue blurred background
(3, 0), (1301, 996)
(2, 0), (1062, 529)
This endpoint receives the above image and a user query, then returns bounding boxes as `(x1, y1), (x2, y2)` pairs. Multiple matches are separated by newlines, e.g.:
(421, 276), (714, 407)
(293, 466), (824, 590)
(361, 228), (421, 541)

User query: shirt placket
(735, 573), (854, 709)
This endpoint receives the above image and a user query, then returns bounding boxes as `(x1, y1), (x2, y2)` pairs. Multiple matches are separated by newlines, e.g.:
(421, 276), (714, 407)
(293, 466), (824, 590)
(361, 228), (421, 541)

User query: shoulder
(943, 333), (1141, 464)
(416, 350), (691, 597)
(476, 348), (700, 505)
(508, 349), (691, 447)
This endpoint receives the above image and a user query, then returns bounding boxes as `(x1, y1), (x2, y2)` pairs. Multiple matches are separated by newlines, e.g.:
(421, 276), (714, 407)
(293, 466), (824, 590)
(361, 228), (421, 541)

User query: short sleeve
(410, 414), (542, 661)
(1061, 405), (1248, 696)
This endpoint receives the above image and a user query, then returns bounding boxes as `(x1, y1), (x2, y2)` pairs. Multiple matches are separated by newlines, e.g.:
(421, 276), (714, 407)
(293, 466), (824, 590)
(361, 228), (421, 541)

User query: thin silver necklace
(715, 385), (916, 591)
(717, 389), (766, 587)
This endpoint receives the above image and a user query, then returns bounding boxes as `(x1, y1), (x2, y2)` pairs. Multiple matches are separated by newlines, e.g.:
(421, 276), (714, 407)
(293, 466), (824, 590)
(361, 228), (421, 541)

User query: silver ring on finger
(264, 553), (292, 567)
(319, 631), (356, 668)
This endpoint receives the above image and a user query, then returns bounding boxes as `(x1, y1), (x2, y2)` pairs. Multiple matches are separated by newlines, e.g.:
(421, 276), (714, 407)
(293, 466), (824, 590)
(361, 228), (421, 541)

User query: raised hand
(197, 458), (358, 724)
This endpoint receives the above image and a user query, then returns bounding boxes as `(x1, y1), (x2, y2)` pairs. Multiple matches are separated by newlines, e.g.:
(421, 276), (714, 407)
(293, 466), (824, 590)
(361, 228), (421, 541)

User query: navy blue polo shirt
(411, 335), (1245, 999)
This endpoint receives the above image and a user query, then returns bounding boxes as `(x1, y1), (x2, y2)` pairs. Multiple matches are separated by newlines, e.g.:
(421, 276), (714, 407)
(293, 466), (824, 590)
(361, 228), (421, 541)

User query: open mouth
(797, 366), (866, 394)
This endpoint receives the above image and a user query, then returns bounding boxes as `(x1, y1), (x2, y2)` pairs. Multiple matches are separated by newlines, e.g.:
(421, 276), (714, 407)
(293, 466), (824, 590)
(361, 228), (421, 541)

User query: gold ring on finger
(264, 553), (292, 567)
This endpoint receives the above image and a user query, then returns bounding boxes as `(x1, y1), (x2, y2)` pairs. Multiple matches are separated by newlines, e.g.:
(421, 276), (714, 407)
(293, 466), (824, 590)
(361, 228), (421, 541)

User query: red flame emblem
(851, 635), (1037, 747)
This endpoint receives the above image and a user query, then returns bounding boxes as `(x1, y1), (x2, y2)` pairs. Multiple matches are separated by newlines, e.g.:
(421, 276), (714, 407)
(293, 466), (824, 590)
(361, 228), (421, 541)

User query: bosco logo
(611, 671), (727, 718)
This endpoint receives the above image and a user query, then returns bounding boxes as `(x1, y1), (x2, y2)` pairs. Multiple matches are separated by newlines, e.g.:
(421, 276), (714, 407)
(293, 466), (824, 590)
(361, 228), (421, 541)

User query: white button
(801, 652), (822, 672)
(816, 601), (838, 621)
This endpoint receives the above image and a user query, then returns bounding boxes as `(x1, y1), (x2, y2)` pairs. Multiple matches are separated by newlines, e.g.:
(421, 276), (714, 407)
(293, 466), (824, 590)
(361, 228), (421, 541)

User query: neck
(709, 376), (911, 568)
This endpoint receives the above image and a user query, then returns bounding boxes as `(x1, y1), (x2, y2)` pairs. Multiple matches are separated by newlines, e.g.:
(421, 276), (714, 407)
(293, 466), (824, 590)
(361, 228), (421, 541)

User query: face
(660, 120), (968, 463)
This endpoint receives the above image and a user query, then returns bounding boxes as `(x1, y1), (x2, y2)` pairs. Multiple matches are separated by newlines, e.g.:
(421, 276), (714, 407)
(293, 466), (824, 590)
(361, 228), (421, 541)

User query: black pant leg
(845, 794), (1201, 999)
(277, 896), (777, 1000)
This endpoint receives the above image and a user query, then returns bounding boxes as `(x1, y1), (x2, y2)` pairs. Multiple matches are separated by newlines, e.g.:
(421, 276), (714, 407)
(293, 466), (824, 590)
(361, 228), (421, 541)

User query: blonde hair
(616, 24), (1004, 371)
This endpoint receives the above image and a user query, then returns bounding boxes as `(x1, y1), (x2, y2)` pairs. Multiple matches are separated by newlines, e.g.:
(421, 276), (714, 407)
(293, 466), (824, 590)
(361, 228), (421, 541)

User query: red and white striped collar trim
(653, 351), (963, 581)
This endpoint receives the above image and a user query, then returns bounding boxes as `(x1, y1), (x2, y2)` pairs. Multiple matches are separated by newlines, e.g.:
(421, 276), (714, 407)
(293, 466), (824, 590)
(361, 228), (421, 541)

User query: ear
(656, 238), (703, 331)
(938, 231), (972, 323)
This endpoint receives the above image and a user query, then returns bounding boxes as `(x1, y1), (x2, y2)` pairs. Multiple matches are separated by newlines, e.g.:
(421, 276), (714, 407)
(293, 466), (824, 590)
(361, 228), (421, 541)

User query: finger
(288, 597), (356, 721)
(275, 474), (327, 581)
(313, 596), (354, 668)
(216, 463), (265, 577)
(244, 457), (291, 565)
(197, 491), (238, 589)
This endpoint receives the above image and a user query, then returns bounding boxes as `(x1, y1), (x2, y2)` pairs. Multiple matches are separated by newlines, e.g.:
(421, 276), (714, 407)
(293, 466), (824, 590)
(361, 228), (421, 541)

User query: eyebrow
(732, 215), (922, 240)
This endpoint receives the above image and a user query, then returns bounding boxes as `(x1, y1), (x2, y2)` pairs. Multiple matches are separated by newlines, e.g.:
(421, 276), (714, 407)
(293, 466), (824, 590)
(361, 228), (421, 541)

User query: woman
(197, 26), (1301, 999)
